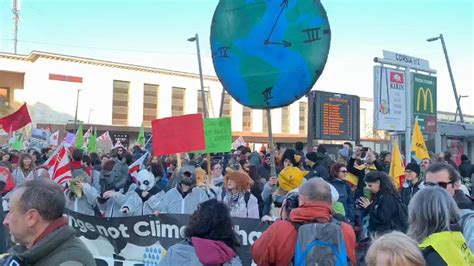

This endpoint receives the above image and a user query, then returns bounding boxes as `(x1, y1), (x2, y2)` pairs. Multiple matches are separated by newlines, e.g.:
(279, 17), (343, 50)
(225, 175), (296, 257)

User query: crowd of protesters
(0, 140), (474, 265)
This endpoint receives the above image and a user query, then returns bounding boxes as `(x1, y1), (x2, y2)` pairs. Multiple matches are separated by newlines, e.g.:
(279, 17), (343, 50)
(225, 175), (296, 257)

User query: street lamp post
(188, 33), (208, 119)
(88, 108), (95, 124)
(427, 34), (465, 124)
(74, 89), (81, 132)
(454, 95), (468, 122)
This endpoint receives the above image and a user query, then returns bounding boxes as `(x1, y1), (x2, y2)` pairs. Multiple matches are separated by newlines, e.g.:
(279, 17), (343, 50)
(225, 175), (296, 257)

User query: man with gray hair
(425, 162), (474, 251)
(1, 179), (95, 265)
(252, 178), (356, 265)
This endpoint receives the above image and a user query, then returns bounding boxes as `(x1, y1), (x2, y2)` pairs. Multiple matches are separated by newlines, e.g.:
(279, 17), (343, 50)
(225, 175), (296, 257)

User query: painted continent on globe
(211, 0), (331, 109)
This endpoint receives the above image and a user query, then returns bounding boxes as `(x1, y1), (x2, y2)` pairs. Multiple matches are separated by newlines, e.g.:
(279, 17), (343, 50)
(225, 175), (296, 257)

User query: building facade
(0, 51), (388, 148)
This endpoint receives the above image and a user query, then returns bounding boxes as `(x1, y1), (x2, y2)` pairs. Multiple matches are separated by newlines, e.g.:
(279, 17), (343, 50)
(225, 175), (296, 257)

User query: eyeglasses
(339, 170), (348, 173)
(424, 181), (452, 189)
(405, 170), (413, 173)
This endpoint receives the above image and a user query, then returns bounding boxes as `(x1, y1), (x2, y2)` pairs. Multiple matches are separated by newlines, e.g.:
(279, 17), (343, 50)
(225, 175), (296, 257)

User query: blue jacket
(329, 178), (355, 223)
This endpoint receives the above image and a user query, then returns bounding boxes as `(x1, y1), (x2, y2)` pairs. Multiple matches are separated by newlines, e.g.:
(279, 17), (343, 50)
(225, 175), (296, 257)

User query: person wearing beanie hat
(400, 162), (423, 205)
(305, 152), (330, 180)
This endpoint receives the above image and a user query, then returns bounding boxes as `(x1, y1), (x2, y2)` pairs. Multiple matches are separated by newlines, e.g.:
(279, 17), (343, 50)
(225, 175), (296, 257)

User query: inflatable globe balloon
(210, 0), (331, 109)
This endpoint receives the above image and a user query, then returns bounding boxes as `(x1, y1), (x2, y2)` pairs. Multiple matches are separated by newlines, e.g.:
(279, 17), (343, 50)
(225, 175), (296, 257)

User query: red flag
(43, 144), (73, 186)
(0, 104), (32, 133)
(152, 114), (205, 156)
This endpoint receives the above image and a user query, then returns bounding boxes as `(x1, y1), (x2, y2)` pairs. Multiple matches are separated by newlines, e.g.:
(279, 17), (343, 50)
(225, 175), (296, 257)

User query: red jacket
(251, 202), (356, 266)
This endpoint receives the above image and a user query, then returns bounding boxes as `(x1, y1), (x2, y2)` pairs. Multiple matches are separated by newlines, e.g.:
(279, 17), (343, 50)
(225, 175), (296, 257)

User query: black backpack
(391, 196), (408, 233)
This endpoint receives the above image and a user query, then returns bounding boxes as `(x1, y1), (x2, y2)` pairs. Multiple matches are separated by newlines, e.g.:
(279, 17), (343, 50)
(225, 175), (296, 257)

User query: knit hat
(306, 152), (324, 163)
(405, 162), (421, 176)
(282, 149), (301, 167)
(278, 166), (309, 192)
(338, 148), (349, 159)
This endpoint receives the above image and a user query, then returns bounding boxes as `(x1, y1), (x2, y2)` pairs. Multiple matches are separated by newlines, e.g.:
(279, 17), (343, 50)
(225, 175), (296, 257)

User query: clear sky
(0, 0), (473, 114)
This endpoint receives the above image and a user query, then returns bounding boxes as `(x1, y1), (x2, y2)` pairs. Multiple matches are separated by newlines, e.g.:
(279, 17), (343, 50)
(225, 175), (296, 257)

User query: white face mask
(136, 170), (155, 191)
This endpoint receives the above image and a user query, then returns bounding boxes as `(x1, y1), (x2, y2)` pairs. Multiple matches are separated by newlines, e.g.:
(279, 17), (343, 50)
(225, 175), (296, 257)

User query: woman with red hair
(222, 171), (259, 218)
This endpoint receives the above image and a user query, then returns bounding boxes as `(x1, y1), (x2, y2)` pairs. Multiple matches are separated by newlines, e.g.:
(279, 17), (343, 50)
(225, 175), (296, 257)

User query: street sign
(412, 73), (437, 133)
(373, 66), (406, 131)
(308, 91), (360, 141)
(383, 50), (430, 70)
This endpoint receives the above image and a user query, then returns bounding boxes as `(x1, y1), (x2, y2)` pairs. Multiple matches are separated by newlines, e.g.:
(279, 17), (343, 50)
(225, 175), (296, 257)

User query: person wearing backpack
(358, 171), (407, 235)
(251, 178), (356, 266)
(221, 171), (259, 218)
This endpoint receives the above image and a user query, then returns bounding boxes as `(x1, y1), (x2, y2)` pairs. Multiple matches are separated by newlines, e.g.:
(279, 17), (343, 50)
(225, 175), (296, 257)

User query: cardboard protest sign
(152, 114), (205, 156)
(29, 128), (50, 149)
(66, 210), (268, 266)
(204, 118), (232, 153)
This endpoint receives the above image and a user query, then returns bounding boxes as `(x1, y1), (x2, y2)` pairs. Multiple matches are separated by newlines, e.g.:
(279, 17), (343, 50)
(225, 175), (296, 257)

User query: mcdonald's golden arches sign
(412, 73), (437, 133)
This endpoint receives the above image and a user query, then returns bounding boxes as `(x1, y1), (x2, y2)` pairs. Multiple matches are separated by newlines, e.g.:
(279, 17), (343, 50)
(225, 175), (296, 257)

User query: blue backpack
(293, 219), (348, 266)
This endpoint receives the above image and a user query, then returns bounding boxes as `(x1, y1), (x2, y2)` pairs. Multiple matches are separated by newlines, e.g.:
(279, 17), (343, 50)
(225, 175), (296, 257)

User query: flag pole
(266, 109), (277, 177)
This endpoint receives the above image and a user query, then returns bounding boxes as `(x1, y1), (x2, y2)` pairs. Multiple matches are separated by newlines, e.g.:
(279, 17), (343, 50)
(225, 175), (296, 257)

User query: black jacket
(305, 163), (330, 180)
(453, 189), (474, 210)
(459, 160), (474, 178)
(400, 179), (423, 205)
(257, 164), (271, 181)
(367, 192), (401, 235)
(422, 246), (447, 266)
(446, 158), (459, 170)
(347, 157), (384, 199)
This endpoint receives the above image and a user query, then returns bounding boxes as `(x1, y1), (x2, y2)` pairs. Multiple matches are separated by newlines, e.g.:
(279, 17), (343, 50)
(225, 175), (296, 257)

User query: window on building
(143, 84), (159, 128)
(299, 102), (307, 134)
(281, 106), (290, 134)
(242, 106), (253, 132)
(112, 80), (130, 126)
(222, 93), (232, 117)
(197, 90), (211, 116)
(172, 87), (186, 116)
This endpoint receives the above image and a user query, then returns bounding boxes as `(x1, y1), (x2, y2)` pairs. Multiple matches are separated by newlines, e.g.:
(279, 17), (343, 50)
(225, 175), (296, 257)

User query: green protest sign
(204, 118), (232, 153)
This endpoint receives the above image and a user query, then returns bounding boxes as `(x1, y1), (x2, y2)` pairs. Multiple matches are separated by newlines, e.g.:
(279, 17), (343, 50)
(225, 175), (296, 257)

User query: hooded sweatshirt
(251, 202), (356, 266)
(158, 237), (242, 266)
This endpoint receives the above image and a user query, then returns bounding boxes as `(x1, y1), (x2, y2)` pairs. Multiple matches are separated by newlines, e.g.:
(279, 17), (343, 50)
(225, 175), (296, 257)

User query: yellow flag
(411, 120), (430, 162)
(389, 142), (405, 189)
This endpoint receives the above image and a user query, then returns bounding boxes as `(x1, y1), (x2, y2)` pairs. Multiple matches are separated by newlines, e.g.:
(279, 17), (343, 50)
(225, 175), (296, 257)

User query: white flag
(232, 136), (247, 149)
(128, 152), (148, 179)
(49, 130), (60, 146)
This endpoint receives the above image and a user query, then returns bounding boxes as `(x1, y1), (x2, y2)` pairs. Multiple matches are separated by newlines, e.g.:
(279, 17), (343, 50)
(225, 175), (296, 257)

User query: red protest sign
(152, 114), (205, 156)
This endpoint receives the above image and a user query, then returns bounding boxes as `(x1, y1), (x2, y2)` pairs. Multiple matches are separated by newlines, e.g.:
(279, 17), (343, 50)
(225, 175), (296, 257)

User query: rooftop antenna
(12, 0), (21, 54)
